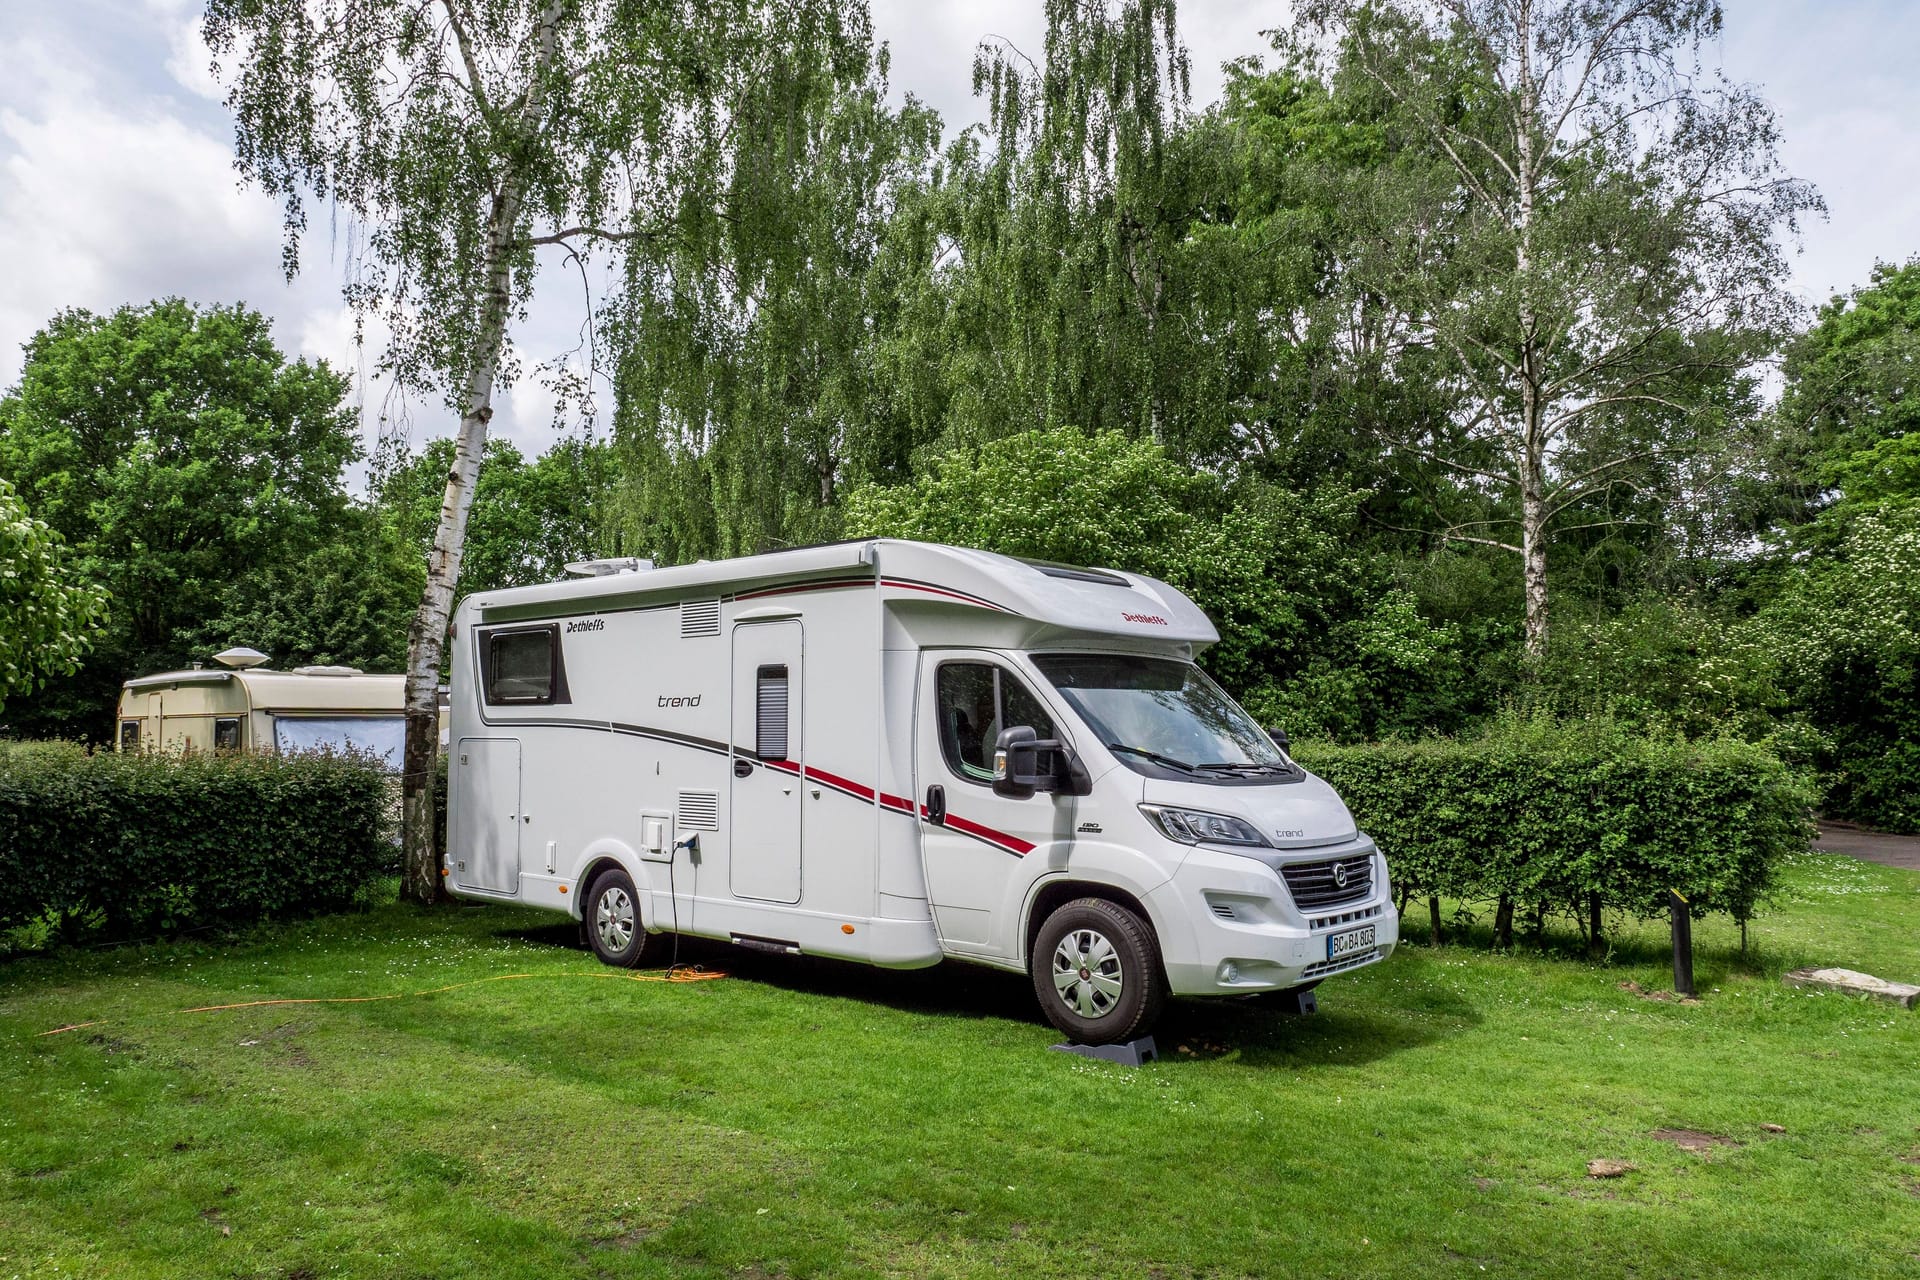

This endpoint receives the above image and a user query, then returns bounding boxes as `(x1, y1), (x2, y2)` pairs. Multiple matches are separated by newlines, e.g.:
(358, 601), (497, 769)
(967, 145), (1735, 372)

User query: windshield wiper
(1106, 743), (1205, 774)
(1200, 760), (1297, 776)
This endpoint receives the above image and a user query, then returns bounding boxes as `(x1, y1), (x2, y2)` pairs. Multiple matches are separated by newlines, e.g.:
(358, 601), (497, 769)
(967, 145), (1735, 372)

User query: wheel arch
(1022, 877), (1162, 972)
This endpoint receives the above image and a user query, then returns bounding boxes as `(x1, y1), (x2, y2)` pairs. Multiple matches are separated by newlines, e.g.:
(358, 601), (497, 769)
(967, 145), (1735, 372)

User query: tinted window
(936, 663), (1055, 785)
(485, 628), (557, 704)
(214, 718), (241, 750)
(119, 721), (139, 751)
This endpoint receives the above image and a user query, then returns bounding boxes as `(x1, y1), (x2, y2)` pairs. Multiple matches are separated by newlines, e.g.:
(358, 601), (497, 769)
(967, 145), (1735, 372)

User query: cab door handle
(925, 785), (946, 826)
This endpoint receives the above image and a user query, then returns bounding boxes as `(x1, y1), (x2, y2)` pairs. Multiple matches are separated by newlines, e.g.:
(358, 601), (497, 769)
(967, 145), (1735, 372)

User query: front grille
(1281, 853), (1374, 909)
(1308, 903), (1383, 932)
(1302, 947), (1380, 979)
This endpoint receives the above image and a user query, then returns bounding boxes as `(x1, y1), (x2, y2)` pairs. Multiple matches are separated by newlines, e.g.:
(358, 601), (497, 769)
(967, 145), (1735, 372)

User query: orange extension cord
(35, 966), (728, 1038)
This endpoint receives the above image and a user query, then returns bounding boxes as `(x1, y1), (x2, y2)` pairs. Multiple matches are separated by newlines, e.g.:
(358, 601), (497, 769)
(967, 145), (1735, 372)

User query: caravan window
(935, 663), (1055, 785)
(274, 716), (406, 771)
(482, 626), (567, 705)
(213, 718), (241, 750)
(119, 721), (139, 751)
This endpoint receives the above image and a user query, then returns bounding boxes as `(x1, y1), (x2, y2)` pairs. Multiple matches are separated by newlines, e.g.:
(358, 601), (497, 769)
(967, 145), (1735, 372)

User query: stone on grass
(1782, 968), (1920, 1008)
(1586, 1159), (1635, 1178)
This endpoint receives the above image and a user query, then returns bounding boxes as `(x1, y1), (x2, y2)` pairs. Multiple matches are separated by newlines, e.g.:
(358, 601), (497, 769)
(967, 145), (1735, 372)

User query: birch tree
(205, 0), (868, 903)
(1299, 0), (1820, 657)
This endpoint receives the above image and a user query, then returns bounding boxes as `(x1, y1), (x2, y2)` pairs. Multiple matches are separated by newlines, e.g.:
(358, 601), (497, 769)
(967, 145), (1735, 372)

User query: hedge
(0, 741), (393, 941)
(1293, 719), (1817, 945)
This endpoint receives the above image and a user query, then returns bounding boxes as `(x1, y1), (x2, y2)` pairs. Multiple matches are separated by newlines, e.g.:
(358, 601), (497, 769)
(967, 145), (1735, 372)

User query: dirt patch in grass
(1619, 981), (1700, 1006)
(1651, 1128), (1741, 1154)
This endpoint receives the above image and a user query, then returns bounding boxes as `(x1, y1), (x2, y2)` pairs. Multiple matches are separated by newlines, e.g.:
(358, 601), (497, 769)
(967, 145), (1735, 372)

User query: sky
(1, 0), (1915, 482)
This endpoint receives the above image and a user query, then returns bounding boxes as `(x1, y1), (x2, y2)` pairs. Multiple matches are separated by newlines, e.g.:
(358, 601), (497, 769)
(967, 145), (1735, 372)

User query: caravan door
(914, 654), (1062, 957)
(729, 620), (803, 903)
(453, 737), (521, 894)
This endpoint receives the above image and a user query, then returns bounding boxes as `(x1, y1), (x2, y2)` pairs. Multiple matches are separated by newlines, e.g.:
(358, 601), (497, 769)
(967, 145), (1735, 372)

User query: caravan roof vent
(291, 665), (363, 677)
(213, 646), (271, 670)
(564, 557), (656, 577)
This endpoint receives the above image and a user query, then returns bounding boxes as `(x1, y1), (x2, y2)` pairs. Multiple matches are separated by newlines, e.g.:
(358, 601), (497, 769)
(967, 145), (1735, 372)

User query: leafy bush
(0, 742), (392, 942)
(1295, 718), (1815, 942)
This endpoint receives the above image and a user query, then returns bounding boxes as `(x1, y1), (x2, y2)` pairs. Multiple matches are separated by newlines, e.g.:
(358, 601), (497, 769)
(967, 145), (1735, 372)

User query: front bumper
(1147, 838), (1399, 995)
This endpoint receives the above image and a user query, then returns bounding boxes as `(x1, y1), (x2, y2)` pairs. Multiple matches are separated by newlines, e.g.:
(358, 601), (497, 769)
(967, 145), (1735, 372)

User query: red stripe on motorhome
(750, 758), (1028, 856)
(728, 575), (1008, 612)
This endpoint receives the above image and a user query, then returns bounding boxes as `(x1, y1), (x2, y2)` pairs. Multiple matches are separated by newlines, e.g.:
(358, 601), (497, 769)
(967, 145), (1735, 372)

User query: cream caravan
(445, 541), (1398, 1044)
(117, 648), (413, 769)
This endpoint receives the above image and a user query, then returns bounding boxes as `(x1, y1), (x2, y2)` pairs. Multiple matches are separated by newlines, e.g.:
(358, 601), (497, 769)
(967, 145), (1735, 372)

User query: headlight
(1139, 804), (1270, 847)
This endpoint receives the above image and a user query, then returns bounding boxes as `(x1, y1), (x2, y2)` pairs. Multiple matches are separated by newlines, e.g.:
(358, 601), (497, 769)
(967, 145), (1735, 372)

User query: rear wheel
(1030, 897), (1165, 1045)
(585, 869), (652, 968)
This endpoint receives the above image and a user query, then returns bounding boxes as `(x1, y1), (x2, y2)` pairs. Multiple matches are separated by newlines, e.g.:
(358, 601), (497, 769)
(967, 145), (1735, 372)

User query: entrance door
(454, 737), (521, 894)
(914, 653), (1065, 956)
(729, 621), (803, 903)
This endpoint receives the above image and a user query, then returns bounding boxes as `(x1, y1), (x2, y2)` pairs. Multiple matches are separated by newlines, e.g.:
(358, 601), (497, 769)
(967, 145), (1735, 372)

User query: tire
(584, 869), (652, 969)
(1030, 897), (1166, 1045)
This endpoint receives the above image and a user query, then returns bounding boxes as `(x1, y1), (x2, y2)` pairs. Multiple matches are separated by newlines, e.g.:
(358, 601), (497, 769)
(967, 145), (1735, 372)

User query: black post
(1669, 889), (1695, 998)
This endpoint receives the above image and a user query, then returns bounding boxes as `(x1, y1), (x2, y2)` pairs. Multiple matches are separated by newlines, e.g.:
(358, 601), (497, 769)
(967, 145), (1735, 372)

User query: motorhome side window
(756, 665), (790, 760)
(484, 627), (560, 704)
(936, 663), (1055, 786)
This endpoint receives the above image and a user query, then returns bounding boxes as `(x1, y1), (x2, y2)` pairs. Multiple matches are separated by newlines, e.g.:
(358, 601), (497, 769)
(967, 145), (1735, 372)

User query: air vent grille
(680, 599), (721, 637)
(676, 790), (720, 831)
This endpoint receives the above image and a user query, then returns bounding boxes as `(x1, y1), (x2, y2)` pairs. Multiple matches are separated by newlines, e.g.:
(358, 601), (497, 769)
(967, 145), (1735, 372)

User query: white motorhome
(446, 540), (1398, 1043)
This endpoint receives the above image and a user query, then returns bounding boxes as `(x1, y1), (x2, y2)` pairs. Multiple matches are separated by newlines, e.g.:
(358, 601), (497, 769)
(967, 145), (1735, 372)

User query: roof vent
(564, 557), (656, 577)
(213, 646), (271, 670)
(291, 665), (363, 676)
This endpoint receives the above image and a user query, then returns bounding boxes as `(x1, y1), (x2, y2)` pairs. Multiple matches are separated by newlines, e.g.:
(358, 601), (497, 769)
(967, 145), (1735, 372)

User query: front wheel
(585, 869), (653, 968)
(1030, 897), (1165, 1045)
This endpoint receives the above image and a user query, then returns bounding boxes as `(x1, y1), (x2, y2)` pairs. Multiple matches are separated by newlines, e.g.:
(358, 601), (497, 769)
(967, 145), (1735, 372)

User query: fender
(572, 838), (650, 928)
(1006, 839), (1175, 968)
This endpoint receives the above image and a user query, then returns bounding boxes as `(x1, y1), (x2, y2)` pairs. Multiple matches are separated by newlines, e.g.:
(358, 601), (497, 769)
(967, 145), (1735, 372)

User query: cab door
(913, 654), (1067, 959)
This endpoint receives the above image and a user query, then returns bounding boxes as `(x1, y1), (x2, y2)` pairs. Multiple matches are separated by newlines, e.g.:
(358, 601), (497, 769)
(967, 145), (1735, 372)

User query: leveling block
(1050, 1036), (1158, 1066)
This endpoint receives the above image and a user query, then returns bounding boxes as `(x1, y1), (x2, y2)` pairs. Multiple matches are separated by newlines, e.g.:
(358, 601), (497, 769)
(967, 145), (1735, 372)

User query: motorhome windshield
(1032, 655), (1291, 780)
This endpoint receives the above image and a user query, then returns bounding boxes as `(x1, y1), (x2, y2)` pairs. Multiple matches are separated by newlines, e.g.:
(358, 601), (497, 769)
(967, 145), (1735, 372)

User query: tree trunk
(1428, 896), (1443, 947)
(1493, 895), (1515, 949)
(1587, 893), (1604, 957)
(400, 196), (525, 904)
(400, 1), (563, 906)
(1511, 9), (1550, 664)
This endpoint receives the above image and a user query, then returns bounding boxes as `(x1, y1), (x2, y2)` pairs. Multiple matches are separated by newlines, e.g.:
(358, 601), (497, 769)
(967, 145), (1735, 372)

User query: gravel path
(1815, 821), (1920, 872)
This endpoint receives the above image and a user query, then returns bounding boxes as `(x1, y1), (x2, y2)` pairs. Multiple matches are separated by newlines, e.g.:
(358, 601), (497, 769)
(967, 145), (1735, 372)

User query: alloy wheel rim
(596, 886), (635, 953)
(1051, 927), (1123, 1019)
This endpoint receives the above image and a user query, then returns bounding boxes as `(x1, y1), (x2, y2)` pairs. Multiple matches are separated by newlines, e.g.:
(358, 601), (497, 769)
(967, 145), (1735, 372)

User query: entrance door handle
(734, 758), (753, 778)
(925, 784), (946, 826)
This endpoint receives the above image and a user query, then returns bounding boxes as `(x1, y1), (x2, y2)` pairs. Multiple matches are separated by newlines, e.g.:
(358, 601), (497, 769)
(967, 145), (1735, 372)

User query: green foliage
(1774, 257), (1920, 515)
(848, 429), (1314, 687)
(0, 478), (107, 709)
(0, 299), (362, 737)
(0, 742), (391, 941)
(612, 63), (942, 560)
(376, 436), (620, 599)
(1757, 502), (1920, 831)
(1297, 718), (1815, 933)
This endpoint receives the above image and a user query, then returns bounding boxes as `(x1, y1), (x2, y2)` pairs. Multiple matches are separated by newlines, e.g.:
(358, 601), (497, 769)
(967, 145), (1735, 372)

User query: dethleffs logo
(1122, 611), (1169, 626)
(565, 618), (605, 634)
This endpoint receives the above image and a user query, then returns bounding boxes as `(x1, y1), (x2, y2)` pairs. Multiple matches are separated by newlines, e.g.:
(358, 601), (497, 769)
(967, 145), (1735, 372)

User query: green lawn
(3, 852), (1917, 1279)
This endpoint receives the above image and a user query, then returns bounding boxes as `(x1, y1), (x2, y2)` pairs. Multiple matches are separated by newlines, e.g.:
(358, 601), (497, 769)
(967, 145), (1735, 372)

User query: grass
(2, 852), (1917, 1279)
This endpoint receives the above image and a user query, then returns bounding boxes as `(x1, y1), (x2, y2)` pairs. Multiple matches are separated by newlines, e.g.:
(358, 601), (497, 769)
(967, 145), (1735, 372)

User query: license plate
(1327, 924), (1376, 961)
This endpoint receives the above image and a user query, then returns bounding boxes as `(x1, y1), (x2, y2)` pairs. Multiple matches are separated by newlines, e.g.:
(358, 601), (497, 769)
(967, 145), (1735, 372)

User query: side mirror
(993, 726), (1091, 799)
(1265, 725), (1290, 752)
